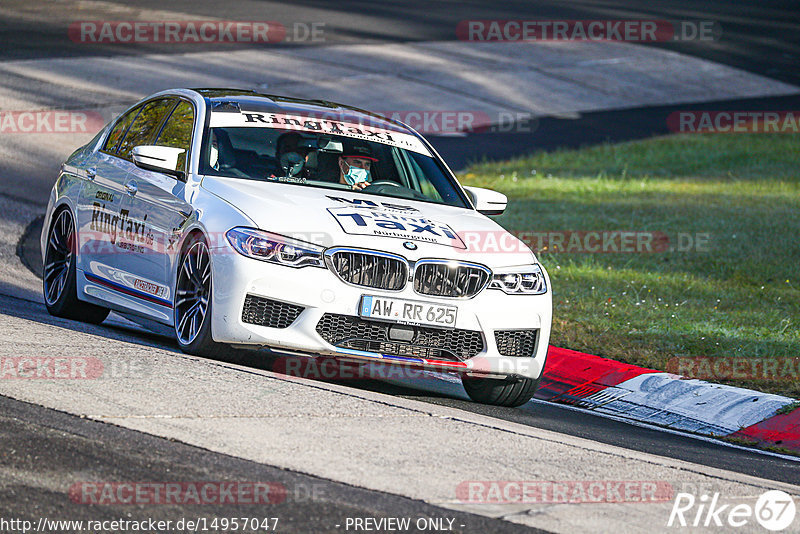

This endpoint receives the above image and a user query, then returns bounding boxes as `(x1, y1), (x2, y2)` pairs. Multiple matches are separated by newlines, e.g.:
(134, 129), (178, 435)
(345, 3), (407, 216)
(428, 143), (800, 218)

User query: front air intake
(242, 294), (304, 328)
(494, 329), (538, 357)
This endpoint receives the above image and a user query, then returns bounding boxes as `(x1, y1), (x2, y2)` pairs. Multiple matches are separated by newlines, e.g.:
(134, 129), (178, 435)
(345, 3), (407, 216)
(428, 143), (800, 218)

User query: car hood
(201, 176), (537, 268)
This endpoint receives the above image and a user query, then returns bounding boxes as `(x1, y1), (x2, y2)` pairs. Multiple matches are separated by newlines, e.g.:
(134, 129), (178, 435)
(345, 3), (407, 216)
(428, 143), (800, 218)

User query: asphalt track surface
(0, 393), (541, 534)
(1, 288), (798, 533)
(4, 290), (800, 486)
(2, 0), (797, 86)
(2, 1), (800, 532)
(1, 0), (799, 171)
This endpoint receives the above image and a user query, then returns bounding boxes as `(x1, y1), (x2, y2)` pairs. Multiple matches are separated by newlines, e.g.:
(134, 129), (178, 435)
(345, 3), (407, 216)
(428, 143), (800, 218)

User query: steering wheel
(279, 152), (305, 177)
(367, 180), (429, 201)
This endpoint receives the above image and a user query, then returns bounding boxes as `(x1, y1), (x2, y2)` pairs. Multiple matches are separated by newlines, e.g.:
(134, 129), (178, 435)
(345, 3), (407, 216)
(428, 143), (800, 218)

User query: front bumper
(210, 247), (552, 380)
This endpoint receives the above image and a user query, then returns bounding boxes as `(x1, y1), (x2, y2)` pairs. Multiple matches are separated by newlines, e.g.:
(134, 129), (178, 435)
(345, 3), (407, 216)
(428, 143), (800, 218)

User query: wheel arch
(41, 197), (78, 265)
(170, 226), (211, 307)
(40, 166), (85, 264)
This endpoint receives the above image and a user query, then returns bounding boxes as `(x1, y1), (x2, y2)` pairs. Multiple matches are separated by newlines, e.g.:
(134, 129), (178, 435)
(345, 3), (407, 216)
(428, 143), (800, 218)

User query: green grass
(460, 133), (800, 398)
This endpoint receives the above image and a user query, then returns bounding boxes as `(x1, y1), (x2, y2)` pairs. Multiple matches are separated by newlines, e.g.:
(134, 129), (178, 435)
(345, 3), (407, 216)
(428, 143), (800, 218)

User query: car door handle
(86, 167), (97, 180)
(124, 180), (138, 196)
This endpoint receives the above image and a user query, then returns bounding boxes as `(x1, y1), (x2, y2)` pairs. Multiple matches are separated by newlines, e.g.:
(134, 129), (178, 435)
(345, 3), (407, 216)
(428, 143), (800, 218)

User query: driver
(338, 143), (377, 191)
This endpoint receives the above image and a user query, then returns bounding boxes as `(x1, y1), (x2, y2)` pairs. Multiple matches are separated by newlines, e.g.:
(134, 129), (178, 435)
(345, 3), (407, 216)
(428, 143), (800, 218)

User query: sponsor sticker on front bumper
(359, 295), (457, 328)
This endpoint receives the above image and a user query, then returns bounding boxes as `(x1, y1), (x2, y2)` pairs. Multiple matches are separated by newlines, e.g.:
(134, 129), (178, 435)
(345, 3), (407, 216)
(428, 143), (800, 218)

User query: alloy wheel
(174, 240), (211, 345)
(43, 210), (74, 306)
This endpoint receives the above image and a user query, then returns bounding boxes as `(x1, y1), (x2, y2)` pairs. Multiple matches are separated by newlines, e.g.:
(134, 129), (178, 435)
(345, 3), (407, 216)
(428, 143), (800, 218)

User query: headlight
(226, 227), (325, 268)
(488, 264), (547, 295)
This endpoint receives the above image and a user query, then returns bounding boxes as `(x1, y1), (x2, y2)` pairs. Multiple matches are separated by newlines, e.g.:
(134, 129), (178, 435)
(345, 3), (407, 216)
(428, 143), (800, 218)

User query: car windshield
(199, 113), (469, 208)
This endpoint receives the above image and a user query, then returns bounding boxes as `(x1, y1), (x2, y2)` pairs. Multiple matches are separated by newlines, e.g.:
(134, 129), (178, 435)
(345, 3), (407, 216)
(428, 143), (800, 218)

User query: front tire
(462, 375), (540, 407)
(174, 234), (226, 357)
(43, 208), (109, 324)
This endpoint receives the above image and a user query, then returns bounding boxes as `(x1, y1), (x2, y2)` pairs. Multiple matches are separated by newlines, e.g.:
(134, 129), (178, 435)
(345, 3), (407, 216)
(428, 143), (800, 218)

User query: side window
(117, 98), (177, 160)
(102, 105), (141, 153)
(154, 101), (194, 172)
(409, 155), (444, 203)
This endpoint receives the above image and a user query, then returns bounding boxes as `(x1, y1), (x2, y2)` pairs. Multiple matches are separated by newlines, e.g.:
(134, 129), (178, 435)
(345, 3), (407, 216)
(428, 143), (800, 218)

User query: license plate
(359, 295), (457, 328)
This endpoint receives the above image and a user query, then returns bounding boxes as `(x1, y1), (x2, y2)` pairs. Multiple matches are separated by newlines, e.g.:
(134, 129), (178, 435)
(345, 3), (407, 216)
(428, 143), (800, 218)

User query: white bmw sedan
(41, 89), (552, 406)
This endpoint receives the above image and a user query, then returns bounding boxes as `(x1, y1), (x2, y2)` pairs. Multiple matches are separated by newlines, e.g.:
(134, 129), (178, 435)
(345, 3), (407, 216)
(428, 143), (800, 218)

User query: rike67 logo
(668, 490), (796, 531)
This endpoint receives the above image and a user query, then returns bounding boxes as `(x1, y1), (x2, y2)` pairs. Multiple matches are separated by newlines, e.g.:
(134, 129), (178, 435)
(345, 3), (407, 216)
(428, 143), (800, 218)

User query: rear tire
(43, 208), (109, 324)
(174, 234), (227, 357)
(462, 375), (540, 407)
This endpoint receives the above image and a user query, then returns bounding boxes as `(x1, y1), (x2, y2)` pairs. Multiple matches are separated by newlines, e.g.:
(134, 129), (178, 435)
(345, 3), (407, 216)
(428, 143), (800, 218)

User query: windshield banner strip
(209, 111), (432, 156)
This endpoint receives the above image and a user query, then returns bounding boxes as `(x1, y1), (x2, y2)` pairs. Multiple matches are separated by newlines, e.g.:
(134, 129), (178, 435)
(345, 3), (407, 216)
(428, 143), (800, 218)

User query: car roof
(189, 88), (412, 134)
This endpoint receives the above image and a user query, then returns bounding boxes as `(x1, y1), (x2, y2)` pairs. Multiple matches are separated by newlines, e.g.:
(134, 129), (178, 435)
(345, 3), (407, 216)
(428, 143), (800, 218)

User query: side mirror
(131, 145), (186, 180)
(463, 186), (507, 216)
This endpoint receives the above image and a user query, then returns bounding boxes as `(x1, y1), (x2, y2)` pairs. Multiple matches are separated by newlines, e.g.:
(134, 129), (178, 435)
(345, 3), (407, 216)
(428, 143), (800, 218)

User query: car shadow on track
(1, 284), (464, 406)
